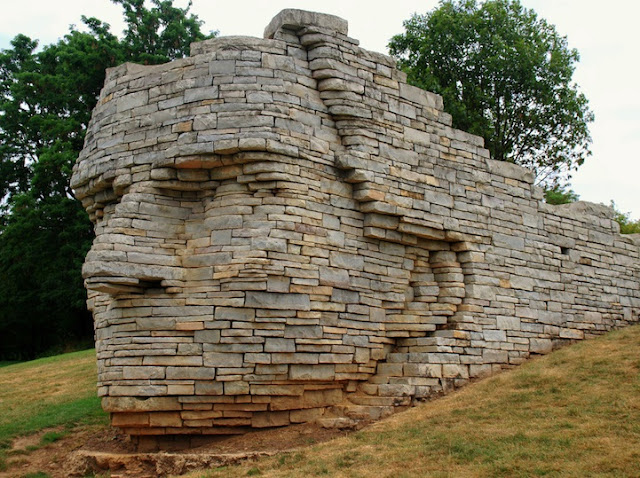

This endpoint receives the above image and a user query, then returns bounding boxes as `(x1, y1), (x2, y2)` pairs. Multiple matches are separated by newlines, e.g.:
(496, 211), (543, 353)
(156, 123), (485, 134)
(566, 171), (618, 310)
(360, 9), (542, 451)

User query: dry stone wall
(71, 9), (640, 436)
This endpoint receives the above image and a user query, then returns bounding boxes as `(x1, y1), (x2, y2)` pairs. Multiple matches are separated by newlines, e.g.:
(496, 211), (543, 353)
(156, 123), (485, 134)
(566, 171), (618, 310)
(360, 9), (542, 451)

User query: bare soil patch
(0, 422), (351, 478)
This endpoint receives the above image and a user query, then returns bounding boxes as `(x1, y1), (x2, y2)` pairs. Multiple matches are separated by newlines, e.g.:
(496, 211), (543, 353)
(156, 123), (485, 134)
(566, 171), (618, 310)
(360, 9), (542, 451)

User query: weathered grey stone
(166, 367), (216, 380)
(529, 338), (553, 354)
(264, 9), (348, 39)
(184, 85), (219, 103)
(284, 325), (322, 339)
(289, 364), (335, 380)
(319, 266), (350, 288)
(245, 292), (311, 311)
(203, 353), (243, 368)
(485, 158), (535, 184)
(265, 338), (296, 353)
(329, 251), (364, 271)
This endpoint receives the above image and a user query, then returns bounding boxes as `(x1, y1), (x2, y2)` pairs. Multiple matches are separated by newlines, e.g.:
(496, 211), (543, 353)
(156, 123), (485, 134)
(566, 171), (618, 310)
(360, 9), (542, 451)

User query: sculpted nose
(82, 250), (184, 295)
(82, 246), (185, 295)
(82, 192), (192, 295)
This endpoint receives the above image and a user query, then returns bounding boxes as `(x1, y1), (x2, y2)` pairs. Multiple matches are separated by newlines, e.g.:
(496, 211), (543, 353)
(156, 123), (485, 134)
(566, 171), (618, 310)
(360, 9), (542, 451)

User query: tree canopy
(543, 184), (579, 206)
(388, 0), (594, 185)
(611, 202), (640, 235)
(0, 0), (214, 360)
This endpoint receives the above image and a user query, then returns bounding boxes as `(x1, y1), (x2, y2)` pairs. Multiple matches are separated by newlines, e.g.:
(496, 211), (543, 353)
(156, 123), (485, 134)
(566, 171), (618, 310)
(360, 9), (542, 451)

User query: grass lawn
(0, 349), (107, 446)
(184, 325), (640, 478)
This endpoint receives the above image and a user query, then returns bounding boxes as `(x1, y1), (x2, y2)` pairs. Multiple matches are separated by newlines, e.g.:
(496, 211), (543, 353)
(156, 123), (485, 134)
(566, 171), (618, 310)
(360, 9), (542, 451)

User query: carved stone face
(70, 11), (473, 435)
(81, 142), (466, 404)
(76, 99), (469, 432)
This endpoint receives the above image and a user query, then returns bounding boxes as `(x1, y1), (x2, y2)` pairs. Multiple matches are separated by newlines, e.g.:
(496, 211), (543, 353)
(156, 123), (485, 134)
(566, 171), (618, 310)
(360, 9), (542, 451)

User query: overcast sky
(1, 0), (638, 219)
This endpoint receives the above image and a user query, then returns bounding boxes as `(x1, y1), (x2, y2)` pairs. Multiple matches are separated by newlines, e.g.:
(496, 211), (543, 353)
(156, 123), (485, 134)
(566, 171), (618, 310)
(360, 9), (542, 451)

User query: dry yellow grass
(185, 325), (640, 478)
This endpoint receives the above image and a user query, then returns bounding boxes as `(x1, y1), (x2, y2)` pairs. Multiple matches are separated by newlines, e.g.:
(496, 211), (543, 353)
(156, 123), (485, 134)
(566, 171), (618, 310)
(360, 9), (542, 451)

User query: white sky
(1, 0), (638, 219)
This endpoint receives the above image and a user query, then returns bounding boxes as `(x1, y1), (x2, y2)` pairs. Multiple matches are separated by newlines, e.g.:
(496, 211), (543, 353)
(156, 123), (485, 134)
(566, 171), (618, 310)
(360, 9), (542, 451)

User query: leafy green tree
(0, 195), (94, 359)
(0, 0), (214, 360)
(389, 0), (594, 185)
(610, 202), (640, 235)
(544, 184), (579, 205)
(0, 25), (122, 210)
(0, 25), (121, 359)
(113, 0), (211, 64)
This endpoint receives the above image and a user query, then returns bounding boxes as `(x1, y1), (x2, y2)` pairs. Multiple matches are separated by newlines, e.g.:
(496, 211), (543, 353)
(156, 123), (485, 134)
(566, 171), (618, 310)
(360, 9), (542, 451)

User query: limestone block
(195, 381), (224, 396)
(224, 381), (250, 395)
(496, 316), (521, 331)
(529, 338), (553, 354)
(261, 337), (293, 352)
(284, 325), (323, 339)
(102, 397), (181, 412)
(123, 367), (165, 380)
(289, 364), (335, 380)
(149, 412), (182, 428)
(166, 367), (216, 380)
(245, 292), (311, 311)
(251, 411), (290, 428)
(203, 353), (243, 368)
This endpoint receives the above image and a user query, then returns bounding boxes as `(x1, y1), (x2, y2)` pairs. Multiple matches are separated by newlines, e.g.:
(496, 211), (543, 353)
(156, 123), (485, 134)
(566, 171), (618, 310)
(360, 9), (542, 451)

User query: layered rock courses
(71, 9), (640, 436)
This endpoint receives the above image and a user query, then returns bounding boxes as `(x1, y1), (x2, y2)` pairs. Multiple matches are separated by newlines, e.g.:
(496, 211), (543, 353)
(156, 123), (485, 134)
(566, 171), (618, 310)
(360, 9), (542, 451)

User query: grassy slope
(190, 325), (640, 478)
(0, 349), (107, 444)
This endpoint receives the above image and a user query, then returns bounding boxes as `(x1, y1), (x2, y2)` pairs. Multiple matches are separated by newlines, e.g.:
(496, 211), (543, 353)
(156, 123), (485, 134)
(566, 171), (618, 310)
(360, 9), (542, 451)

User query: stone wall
(71, 9), (640, 436)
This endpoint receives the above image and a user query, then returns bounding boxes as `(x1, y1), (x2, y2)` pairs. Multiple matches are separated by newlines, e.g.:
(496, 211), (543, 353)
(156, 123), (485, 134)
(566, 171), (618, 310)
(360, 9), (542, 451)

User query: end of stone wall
(190, 36), (283, 57)
(554, 201), (616, 219)
(544, 200), (620, 233)
(104, 61), (165, 84)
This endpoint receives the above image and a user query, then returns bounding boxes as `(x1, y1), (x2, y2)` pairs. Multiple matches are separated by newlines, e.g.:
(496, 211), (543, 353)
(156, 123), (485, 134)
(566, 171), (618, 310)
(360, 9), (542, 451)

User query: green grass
(39, 430), (69, 445)
(0, 349), (108, 443)
(182, 325), (640, 478)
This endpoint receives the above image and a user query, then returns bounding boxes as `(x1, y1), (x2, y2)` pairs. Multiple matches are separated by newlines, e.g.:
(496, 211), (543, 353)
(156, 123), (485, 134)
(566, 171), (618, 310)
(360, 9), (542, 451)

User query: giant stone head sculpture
(72, 10), (640, 437)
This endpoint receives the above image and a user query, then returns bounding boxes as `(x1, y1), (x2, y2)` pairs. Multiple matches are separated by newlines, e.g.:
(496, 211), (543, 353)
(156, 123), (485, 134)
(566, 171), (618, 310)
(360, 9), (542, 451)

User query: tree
(0, 25), (123, 211)
(0, 0), (214, 360)
(389, 0), (594, 186)
(610, 202), (640, 235)
(544, 184), (579, 205)
(113, 0), (211, 64)
(0, 195), (94, 359)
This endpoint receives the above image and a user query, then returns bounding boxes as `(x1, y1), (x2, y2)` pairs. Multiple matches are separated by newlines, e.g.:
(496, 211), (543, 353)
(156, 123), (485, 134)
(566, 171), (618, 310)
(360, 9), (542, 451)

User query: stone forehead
(70, 7), (456, 232)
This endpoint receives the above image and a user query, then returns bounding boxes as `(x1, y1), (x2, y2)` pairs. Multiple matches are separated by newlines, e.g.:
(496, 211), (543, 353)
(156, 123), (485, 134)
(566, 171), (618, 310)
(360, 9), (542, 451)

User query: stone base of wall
(106, 332), (598, 437)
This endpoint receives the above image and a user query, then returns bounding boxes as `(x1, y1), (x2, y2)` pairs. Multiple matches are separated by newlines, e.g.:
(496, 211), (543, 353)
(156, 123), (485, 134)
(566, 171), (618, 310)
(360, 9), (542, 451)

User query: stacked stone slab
(71, 9), (640, 436)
